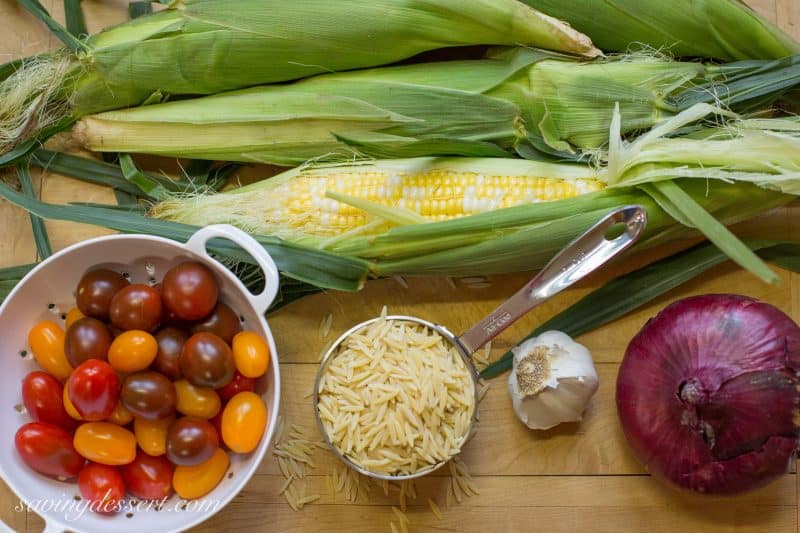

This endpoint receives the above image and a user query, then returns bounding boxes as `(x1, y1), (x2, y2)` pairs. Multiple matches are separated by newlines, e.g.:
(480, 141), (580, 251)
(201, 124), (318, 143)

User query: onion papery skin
(617, 294), (800, 494)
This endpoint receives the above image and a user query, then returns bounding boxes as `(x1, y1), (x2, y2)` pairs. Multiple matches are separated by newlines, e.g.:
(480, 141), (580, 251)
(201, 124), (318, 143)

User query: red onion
(617, 294), (800, 494)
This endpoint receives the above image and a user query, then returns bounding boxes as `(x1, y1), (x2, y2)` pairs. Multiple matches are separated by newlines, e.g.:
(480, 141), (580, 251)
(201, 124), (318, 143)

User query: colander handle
(185, 224), (281, 316)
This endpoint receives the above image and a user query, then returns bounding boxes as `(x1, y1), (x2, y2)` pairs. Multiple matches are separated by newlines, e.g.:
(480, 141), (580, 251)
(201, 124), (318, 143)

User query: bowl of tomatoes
(0, 225), (281, 532)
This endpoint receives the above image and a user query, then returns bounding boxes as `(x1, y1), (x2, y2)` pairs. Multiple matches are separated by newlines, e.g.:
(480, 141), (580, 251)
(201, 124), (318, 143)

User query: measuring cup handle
(185, 225), (281, 316)
(456, 205), (647, 353)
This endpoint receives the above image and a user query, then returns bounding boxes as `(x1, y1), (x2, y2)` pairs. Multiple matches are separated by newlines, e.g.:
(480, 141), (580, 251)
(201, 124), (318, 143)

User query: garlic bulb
(508, 331), (599, 430)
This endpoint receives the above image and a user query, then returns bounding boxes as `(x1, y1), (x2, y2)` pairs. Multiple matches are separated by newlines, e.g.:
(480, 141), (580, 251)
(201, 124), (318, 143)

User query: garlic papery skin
(508, 331), (599, 430)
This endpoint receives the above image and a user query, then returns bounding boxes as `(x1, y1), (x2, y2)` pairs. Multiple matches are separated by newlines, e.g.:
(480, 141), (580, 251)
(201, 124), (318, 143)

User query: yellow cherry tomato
(108, 330), (158, 373)
(134, 416), (173, 456)
(174, 379), (221, 419)
(107, 401), (134, 425)
(231, 331), (270, 378)
(74, 422), (136, 466)
(64, 307), (85, 329)
(28, 320), (72, 380)
(221, 391), (267, 453)
(63, 386), (82, 420)
(172, 448), (229, 500)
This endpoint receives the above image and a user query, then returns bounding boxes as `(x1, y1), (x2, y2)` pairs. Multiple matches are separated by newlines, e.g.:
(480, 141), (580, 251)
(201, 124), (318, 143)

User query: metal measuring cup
(313, 205), (648, 480)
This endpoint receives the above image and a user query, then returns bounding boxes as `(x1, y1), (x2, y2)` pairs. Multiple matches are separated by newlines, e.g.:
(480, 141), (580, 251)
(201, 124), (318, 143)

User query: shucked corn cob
(1, 0), (599, 154)
(77, 49), (800, 164)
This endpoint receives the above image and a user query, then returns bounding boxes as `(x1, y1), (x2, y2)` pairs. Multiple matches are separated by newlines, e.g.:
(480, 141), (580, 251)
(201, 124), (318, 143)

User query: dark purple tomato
(180, 332), (235, 389)
(109, 284), (163, 332)
(67, 360), (120, 421)
(166, 417), (219, 466)
(15, 422), (84, 479)
(64, 317), (112, 367)
(191, 303), (242, 345)
(161, 262), (218, 321)
(76, 269), (129, 321)
(121, 371), (176, 420)
(152, 327), (187, 380)
(21, 371), (77, 431)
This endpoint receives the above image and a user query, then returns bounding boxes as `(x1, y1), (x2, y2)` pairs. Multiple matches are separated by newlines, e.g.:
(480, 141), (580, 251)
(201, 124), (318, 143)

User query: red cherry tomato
(15, 422), (84, 479)
(67, 360), (120, 421)
(161, 262), (218, 321)
(216, 371), (257, 402)
(78, 463), (125, 515)
(121, 451), (174, 500)
(21, 371), (77, 431)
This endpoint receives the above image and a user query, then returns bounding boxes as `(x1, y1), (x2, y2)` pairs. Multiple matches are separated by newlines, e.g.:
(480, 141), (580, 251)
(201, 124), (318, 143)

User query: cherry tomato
(109, 284), (162, 332)
(121, 451), (173, 500)
(231, 331), (270, 378)
(76, 269), (129, 321)
(172, 448), (229, 500)
(174, 379), (221, 419)
(192, 303), (242, 344)
(107, 401), (134, 426)
(15, 422), (84, 479)
(63, 386), (82, 420)
(221, 392), (267, 454)
(161, 261), (218, 321)
(65, 317), (112, 367)
(134, 416), (174, 456)
(166, 417), (219, 466)
(121, 371), (176, 420)
(216, 371), (257, 402)
(181, 332), (235, 388)
(78, 463), (125, 515)
(21, 371), (76, 431)
(74, 422), (136, 466)
(67, 360), (120, 421)
(64, 307), (85, 329)
(28, 320), (72, 380)
(152, 327), (187, 380)
(209, 411), (224, 445)
(108, 330), (158, 373)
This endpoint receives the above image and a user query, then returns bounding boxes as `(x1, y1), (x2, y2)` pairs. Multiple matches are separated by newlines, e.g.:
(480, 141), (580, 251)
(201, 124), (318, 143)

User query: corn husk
(75, 48), (800, 163)
(0, 0), (599, 155)
(521, 0), (800, 61)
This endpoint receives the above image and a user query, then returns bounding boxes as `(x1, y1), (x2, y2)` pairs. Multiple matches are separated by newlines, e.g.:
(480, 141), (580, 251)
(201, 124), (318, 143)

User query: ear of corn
(75, 49), (800, 163)
(520, 0), (800, 61)
(1, 0), (600, 155)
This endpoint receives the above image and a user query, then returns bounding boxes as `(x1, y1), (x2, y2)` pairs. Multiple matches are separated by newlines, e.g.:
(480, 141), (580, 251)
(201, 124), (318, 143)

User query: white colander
(0, 225), (281, 533)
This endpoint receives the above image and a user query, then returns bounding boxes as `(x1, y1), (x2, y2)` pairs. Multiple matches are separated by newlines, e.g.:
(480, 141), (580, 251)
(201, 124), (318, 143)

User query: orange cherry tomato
(107, 401), (134, 426)
(221, 391), (267, 453)
(28, 321), (72, 380)
(172, 447), (229, 500)
(108, 330), (158, 373)
(63, 386), (82, 421)
(231, 331), (270, 378)
(174, 379), (221, 419)
(65, 307), (86, 330)
(74, 423), (136, 466)
(134, 416), (173, 456)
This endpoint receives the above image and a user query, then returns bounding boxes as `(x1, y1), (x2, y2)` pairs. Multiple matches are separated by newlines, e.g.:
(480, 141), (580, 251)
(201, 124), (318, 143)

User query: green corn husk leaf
(520, 0), (800, 61)
(479, 238), (800, 380)
(2, 0), (599, 155)
(0, 263), (37, 302)
(0, 181), (370, 292)
(74, 48), (800, 163)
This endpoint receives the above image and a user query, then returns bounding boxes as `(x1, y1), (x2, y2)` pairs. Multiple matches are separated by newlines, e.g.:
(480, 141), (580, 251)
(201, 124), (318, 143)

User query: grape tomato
(64, 317), (112, 367)
(180, 332), (235, 389)
(21, 371), (76, 431)
(109, 284), (163, 332)
(152, 327), (187, 380)
(64, 307), (85, 329)
(172, 447), (229, 500)
(175, 379), (221, 419)
(161, 261), (218, 321)
(216, 371), (257, 402)
(28, 320), (72, 380)
(221, 391), (268, 454)
(76, 269), (129, 321)
(121, 451), (173, 500)
(108, 330), (158, 372)
(134, 416), (174, 456)
(192, 302), (242, 344)
(67, 360), (120, 421)
(78, 463), (125, 515)
(121, 371), (177, 420)
(15, 422), (84, 479)
(166, 417), (219, 466)
(74, 423), (136, 466)
(107, 401), (134, 426)
(63, 386), (82, 420)
(232, 331), (270, 378)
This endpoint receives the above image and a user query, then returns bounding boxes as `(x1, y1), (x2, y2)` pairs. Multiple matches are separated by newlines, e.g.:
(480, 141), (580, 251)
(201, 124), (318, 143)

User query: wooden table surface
(2, 1), (800, 532)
